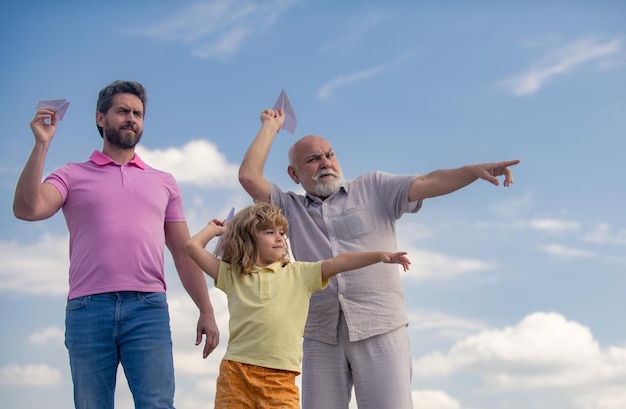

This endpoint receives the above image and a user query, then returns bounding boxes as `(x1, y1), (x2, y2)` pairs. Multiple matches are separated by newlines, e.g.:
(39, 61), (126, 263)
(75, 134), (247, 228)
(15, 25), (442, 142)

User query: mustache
(312, 170), (340, 181)
(120, 122), (137, 131)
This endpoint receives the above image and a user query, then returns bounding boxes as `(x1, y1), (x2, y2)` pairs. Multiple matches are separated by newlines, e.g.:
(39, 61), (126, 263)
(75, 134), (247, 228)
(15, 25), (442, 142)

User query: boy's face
(255, 225), (287, 267)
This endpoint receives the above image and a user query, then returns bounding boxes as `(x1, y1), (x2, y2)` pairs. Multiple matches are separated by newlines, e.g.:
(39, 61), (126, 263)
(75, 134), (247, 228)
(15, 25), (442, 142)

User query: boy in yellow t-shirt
(186, 202), (410, 408)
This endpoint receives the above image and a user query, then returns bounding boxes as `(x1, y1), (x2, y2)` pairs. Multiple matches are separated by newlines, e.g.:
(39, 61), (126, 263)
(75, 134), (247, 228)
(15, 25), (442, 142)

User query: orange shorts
(214, 360), (300, 409)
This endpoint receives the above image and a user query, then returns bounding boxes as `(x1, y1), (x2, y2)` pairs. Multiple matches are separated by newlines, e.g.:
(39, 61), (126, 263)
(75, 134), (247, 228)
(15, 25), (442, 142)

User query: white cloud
(412, 390), (462, 409)
(0, 364), (62, 386)
(191, 26), (251, 60)
(408, 309), (488, 340)
(395, 220), (496, 282)
(529, 218), (580, 233)
(167, 289), (229, 371)
(541, 243), (596, 258)
(486, 190), (534, 219)
(583, 223), (626, 246)
(28, 327), (64, 346)
(131, 0), (297, 60)
(321, 11), (387, 52)
(402, 249), (494, 281)
(573, 388), (626, 409)
(166, 289), (229, 408)
(413, 312), (626, 399)
(136, 140), (240, 188)
(0, 234), (69, 296)
(503, 38), (622, 96)
(317, 52), (413, 99)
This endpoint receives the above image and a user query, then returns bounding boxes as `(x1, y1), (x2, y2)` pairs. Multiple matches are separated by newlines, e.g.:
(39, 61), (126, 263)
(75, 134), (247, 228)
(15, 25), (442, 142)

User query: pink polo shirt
(45, 150), (186, 300)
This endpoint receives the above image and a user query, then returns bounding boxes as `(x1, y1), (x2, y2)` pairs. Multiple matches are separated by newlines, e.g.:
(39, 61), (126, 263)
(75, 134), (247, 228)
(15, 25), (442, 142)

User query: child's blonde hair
(215, 202), (290, 276)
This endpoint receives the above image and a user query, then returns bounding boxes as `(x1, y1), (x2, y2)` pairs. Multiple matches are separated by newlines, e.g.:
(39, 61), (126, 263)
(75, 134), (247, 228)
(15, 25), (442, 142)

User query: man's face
(96, 93), (144, 149)
(289, 136), (344, 199)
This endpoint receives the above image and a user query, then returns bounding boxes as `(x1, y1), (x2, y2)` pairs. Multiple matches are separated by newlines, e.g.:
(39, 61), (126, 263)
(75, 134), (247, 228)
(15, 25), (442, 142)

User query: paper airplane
(272, 89), (297, 135)
(224, 207), (235, 223)
(36, 99), (70, 121)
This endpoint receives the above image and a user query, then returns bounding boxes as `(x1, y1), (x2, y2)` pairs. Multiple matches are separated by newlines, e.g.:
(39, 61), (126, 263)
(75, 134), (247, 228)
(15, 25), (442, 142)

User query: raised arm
(321, 251), (411, 280)
(13, 108), (64, 221)
(238, 109), (285, 203)
(166, 221), (219, 359)
(409, 159), (521, 202)
(185, 220), (226, 282)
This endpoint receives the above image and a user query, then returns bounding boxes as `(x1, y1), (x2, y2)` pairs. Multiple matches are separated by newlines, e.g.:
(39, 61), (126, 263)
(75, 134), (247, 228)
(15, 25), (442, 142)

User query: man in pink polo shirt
(13, 80), (219, 409)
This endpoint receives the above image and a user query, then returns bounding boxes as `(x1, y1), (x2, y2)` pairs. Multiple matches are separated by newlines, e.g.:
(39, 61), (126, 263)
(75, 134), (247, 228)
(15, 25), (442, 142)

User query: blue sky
(1, 1), (625, 408)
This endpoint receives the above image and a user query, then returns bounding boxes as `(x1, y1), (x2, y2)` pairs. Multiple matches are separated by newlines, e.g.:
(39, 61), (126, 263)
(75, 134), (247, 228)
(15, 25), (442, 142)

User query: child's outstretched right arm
(321, 251), (411, 280)
(185, 219), (225, 281)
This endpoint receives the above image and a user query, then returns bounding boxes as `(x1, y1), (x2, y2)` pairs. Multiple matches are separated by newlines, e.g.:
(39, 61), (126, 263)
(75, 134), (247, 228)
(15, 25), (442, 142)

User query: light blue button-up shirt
(271, 171), (421, 344)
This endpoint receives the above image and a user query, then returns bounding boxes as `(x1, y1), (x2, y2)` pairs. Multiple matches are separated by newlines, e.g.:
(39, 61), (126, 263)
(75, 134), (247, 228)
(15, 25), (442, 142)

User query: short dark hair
(96, 80), (147, 137)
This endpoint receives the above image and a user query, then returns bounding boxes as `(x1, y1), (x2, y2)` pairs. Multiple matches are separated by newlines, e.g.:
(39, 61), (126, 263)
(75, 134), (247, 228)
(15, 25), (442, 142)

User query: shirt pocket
(333, 205), (374, 241)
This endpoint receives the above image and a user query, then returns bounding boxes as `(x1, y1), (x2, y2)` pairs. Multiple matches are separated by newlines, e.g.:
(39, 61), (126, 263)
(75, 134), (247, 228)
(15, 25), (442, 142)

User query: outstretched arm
(166, 222), (219, 359)
(409, 159), (520, 202)
(238, 109), (285, 203)
(13, 108), (64, 221)
(321, 251), (410, 280)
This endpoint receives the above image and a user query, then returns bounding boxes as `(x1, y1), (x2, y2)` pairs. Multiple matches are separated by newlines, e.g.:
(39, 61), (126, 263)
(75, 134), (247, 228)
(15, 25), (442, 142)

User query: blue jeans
(65, 292), (175, 409)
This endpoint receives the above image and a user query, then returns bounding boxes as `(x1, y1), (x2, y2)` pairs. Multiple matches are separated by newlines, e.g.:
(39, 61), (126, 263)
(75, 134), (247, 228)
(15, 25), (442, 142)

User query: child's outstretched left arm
(321, 251), (410, 280)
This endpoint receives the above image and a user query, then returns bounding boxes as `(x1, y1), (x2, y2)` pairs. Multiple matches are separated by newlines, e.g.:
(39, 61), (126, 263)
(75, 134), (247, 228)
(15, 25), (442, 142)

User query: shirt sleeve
(163, 174), (186, 223)
(43, 164), (72, 203)
(295, 261), (327, 292)
(215, 260), (233, 292)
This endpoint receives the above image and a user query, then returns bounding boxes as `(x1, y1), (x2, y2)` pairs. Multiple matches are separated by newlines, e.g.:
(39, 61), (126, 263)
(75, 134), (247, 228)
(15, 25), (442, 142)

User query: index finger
(501, 159), (521, 167)
(33, 107), (56, 121)
(202, 340), (216, 359)
(35, 107), (56, 116)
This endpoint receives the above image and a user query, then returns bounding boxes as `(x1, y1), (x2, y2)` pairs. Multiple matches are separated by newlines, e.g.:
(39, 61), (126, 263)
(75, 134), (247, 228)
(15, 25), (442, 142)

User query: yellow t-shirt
(216, 260), (327, 373)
